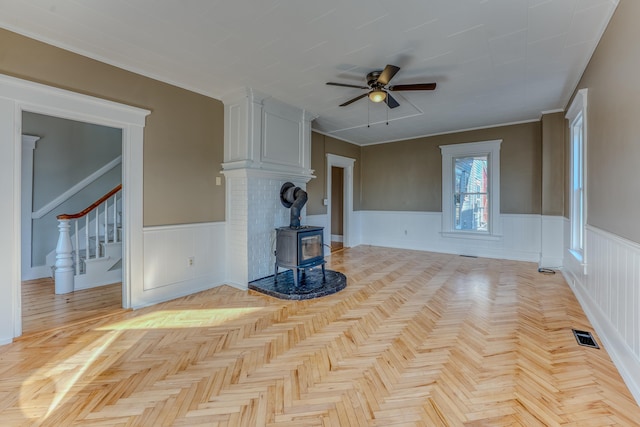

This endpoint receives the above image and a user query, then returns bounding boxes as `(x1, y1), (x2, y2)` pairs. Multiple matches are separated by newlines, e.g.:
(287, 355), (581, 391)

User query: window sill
(569, 248), (587, 264)
(568, 249), (584, 263)
(441, 231), (502, 241)
(568, 248), (587, 275)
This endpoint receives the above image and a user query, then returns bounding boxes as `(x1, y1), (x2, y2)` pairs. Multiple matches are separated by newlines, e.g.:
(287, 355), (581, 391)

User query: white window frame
(440, 140), (502, 240)
(566, 88), (588, 264)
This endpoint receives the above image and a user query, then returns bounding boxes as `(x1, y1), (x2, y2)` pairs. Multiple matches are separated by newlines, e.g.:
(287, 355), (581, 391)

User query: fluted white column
(54, 218), (74, 294)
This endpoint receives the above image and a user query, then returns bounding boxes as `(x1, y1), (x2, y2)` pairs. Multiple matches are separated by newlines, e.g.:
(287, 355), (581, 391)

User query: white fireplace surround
(222, 88), (317, 288)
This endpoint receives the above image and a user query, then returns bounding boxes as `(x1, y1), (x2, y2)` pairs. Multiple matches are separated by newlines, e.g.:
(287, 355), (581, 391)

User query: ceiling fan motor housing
(366, 70), (383, 87)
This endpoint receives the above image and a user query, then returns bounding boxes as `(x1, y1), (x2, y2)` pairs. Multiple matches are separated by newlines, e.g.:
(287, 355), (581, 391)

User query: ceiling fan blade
(326, 82), (369, 89)
(388, 83), (437, 91)
(339, 92), (368, 107)
(377, 64), (401, 86)
(385, 93), (400, 109)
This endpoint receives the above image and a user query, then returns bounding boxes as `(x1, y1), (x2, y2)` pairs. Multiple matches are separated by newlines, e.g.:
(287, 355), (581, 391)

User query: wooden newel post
(54, 218), (74, 294)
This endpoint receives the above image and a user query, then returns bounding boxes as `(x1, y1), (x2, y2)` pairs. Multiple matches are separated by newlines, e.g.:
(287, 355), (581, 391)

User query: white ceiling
(0, 0), (618, 145)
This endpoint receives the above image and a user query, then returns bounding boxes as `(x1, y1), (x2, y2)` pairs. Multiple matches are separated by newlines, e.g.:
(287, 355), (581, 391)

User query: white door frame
(326, 154), (355, 248)
(0, 74), (149, 342)
(20, 134), (41, 280)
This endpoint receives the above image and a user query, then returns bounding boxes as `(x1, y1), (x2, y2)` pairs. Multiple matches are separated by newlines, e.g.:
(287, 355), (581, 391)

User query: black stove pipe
(289, 187), (307, 228)
(280, 182), (308, 228)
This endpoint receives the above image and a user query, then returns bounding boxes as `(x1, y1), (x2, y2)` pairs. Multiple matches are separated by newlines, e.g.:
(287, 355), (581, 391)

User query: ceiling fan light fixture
(328, 64), (436, 108)
(369, 89), (387, 103)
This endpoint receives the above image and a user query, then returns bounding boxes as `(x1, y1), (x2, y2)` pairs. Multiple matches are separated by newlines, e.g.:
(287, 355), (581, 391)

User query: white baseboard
(21, 265), (53, 281)
(539, 257), (564, 269)
(562, 226), (640, 405)
(224, 280), (249, 291)
(132, 279), (228, 310)
(74, 269), (122, 291)
(331, 234), (343, 242)
(564, 269), (640, 405)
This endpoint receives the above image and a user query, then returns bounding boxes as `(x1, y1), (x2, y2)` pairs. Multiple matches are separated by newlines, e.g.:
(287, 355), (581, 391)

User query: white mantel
(222, 88), (315, 176)
(222, 88), (317, 288)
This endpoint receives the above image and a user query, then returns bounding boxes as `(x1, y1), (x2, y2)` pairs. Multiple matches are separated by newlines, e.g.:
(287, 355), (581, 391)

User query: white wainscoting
(540, 215), (565, 268)
(563, 224), (640, 404)
(352, 211), (363, 247)
(359, 211), (543, 262)
(137, 222), (226, 308)
(309, 211), (553, 263)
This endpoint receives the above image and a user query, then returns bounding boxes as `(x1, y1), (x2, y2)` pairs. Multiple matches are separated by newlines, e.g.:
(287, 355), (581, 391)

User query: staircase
(54, 185), (122, 294)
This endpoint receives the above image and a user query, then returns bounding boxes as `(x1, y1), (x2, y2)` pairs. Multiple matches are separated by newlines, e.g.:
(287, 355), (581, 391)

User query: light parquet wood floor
(21, 278), (124, 336)
(2, 246), (639, 426)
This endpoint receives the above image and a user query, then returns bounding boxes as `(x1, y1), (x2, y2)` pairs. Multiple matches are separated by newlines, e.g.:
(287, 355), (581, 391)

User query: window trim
(440, 140), (502, 239)
(566, 88), (588, 264)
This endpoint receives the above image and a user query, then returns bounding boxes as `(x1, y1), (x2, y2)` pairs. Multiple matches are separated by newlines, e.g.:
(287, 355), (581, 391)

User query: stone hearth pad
(249, 268), (346, 300)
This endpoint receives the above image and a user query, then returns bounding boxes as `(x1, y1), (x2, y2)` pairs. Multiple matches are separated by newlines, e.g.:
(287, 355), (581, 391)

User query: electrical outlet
(188, 256), (195, 266)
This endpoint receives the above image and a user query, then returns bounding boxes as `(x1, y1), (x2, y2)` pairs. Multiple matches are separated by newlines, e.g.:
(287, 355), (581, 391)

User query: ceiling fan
(326, 64), (436, 109)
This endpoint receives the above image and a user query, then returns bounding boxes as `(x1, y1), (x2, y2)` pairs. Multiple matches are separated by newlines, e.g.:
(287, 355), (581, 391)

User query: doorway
(21, 112), (124, 335)
(326, 154), (355, 252)
(0, 73), (148, 341)
(330, 167), (344, 252)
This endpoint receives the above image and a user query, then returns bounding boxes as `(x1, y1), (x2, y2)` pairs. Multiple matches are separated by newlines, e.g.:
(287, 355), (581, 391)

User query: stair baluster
(55, 185), (122, 292)
(74, 220), (79, 276)
(103, 201), (108, 245)
(85, 214), (89, 269)
(113, 193), (119, 243)
(54, 219), (74, 294)
(94, 207), (99, 258)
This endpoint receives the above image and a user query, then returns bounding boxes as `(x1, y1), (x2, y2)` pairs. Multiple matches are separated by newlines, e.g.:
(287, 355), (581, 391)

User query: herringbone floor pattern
(21, 279), (123, 336)
(1, 246), (638, 426)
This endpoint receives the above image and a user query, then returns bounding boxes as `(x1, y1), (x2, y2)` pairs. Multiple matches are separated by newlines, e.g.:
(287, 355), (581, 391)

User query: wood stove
(275, 226), (325, 286)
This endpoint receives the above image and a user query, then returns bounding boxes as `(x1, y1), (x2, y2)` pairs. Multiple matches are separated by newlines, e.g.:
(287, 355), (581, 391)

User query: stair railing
(54, 184), (122, 294)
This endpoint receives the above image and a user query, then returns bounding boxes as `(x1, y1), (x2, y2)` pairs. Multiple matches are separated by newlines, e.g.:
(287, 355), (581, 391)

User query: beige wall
(541, 112), (565, 216)
(361, 136), (440, 211)
(361, 122), (542, 214)
(569, 0), (640, 242)
(0, 28), (225, 226)
(308, 132), (362, 215)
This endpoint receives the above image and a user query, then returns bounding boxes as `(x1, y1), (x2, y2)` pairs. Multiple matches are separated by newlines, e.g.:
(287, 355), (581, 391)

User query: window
(566, 88), (587, 260)
(440, 140), (502, 239)
(454, 155), (489, 232)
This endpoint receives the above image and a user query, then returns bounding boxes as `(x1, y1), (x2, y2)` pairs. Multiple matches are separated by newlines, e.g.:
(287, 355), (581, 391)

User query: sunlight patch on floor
(97, 308), (264, 331)
(20, 330), (123, 422)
